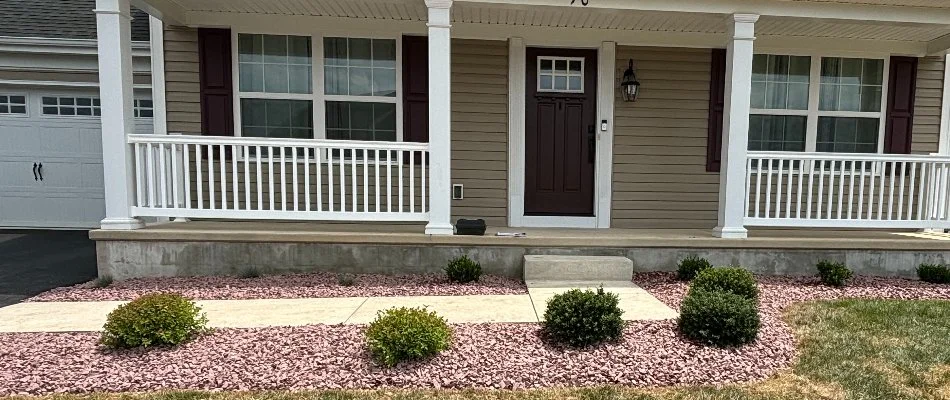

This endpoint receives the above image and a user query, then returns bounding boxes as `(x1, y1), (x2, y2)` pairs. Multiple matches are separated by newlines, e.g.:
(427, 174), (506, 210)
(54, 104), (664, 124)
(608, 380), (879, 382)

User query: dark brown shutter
(198, 28), (234, 136)
(884, 56), (919, 154)
(402, 35), (428, 144)
(706, 48), (727, 172)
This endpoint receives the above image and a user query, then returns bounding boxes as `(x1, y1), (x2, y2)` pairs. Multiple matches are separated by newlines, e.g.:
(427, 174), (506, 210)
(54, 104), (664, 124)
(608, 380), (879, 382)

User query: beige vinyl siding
(450, 39), (508, 227)
(164, 26), (201, 134)
(912, 55), (945, 155)
(611, 46), (719, 229)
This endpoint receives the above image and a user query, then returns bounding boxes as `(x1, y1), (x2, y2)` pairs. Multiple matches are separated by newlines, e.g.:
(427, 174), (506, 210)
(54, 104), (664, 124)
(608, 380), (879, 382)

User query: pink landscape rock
(1, 273), (948, 395)
(28, 272), (526, 302)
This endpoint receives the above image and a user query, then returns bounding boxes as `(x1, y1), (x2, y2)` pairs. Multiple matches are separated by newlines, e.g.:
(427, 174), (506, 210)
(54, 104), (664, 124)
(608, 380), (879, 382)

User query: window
(324, 37), (398, 148)
(238, 34), (314, 140)
(42, 96), (101, 116)
(235, 34), (400, 149)
(538, 57), (583, 93)
(134, 99), (154, 118)
(749, 54), (886, 154)
(0, 95), (26, 115)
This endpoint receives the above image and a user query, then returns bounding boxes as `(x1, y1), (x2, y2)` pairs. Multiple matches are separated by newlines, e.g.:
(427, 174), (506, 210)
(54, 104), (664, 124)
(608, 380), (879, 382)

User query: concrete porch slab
(527, 281), (679, 321)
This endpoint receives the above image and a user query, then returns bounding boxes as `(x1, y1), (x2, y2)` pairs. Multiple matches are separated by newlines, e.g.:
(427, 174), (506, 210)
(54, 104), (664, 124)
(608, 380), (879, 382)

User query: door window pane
(240, 99), (313, 139)
(537, 56), (584, 93)
(819, 57), (884, 112)
(323, 38), (397, 98)
(238, 34), (312, 94)
(751, 54), (811, 110)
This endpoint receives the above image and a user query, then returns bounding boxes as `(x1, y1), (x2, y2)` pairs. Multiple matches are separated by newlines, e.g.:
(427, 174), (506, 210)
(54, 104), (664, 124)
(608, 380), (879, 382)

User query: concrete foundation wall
(97, 240), (947, 280)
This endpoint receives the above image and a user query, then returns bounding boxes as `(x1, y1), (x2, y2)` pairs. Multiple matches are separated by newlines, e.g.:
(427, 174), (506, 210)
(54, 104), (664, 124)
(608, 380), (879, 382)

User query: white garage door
(0, 89), (153, 229)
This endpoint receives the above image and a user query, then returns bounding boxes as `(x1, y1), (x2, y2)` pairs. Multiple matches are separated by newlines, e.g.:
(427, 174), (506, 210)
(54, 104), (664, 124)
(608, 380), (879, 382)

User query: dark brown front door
(525, 48), (597, 216)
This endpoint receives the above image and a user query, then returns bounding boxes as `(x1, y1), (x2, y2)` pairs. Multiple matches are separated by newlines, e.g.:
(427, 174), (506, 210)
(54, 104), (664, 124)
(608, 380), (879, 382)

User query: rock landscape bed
(27, 273), (527, 302)
(3, 272), (950, 395)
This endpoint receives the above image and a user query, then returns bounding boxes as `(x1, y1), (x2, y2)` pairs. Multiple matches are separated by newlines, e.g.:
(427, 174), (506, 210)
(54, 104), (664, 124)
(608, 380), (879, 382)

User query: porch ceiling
(139, 0), (950, 53)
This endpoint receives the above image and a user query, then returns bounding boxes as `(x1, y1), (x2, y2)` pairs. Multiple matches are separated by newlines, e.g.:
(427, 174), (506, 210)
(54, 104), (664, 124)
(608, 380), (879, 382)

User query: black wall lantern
(620, 59), (640, 102)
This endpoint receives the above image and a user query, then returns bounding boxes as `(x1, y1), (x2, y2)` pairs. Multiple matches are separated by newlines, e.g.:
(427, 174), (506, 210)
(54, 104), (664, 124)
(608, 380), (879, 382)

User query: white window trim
(231, 31), (404, 148)
(750, 51), (890, 154)
(0, 93), (29, 117)
(536, 55), (585, 94)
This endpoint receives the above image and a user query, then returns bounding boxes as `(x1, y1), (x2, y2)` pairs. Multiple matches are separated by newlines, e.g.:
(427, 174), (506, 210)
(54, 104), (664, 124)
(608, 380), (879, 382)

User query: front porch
(92, 0), (950, 239)
(90, 220), (950, 279)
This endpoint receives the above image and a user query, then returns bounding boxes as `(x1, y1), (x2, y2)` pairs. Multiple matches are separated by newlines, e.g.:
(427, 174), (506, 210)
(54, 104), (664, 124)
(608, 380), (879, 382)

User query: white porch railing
(128, 134), (430, 222)
(745, 151), (950, 229)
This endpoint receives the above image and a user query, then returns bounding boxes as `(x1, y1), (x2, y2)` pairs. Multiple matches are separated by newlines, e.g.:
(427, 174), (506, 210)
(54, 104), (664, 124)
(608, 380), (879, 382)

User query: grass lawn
(11, 299), (950, 400)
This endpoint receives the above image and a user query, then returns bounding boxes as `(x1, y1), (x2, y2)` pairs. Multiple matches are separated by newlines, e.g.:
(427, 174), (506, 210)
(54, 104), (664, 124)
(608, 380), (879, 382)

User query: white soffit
(167, 0), (950, 43)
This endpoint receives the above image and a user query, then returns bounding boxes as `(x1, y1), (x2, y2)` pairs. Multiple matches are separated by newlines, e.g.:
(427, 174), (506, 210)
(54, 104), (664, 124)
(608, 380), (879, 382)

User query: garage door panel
(0, 160), (39, 187)
(0, 90), (153, 229)
(0, 123), (42, 158)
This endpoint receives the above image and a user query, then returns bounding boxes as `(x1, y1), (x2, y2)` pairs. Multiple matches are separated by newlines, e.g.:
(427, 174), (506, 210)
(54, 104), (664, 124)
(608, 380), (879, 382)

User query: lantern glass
(621, 81), (639, 102)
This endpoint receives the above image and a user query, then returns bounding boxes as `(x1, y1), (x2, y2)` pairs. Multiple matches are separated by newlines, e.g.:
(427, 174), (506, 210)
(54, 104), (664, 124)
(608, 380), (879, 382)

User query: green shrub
(337, 273), (356, 287)
(678, 288), (760, 347)
(676, 256), (713, 281)
(101, 293), (208, 349)
(691, 267), (759, 300)
(445, 255), (482, 283)
(918, 263), (950, 284)
(92, 275), (114, 288)
(816, 260), (853, 287)
(365, 307), (452, 367)
(542, 288), (625, 348)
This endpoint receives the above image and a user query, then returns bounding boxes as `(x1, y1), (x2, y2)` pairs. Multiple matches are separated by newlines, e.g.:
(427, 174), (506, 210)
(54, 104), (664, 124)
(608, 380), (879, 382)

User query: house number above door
(570, 0), (589, 5)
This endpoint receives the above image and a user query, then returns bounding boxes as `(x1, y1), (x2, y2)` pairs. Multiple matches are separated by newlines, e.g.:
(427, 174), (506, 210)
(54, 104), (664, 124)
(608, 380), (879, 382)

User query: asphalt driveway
(0, 230), (97, 307)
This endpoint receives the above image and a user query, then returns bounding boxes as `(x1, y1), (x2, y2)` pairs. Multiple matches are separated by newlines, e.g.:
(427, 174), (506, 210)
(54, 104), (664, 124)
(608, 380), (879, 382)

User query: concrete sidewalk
(0, 286), (677, 333)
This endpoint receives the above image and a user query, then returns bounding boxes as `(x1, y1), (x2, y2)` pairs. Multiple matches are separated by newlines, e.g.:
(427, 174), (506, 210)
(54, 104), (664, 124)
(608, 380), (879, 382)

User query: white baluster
(158, 144), (167, 208)
(146, 143), (155, 208)
(352, 149), (358, 213)
(184, 143), (191, 209)
(208, 144), (216, 210)
(387, 150), (392, 213)
(375, 149), (381, 212)
(231, 145), (239, 210)
(268, 147), (275, 211)
(363, 150), (369, 213)
(243, 146), (250, 211)
(219, 144), (226, 210)
(327, 147), (334, 212)
(171, 143), (179, 208)
(280, 146), (287, 211)
(134, 143), (144, 208)
(398, 150), (404, 213)
(196, 144), (203, 209)
(292, 147), (299, 211)
(304, 147), (311, 212)
(317, 147), (324, 212)
(410, 150), (415, 214)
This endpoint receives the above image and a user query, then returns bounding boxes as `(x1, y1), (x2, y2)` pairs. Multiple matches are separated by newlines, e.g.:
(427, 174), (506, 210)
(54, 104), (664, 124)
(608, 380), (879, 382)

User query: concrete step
(523, 255), (633, 282)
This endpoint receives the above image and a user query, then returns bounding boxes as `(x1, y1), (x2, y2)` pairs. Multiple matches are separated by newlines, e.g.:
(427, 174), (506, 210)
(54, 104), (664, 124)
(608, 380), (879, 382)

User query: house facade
(0, 0), (155, 229)
(94, 0), (950, 239)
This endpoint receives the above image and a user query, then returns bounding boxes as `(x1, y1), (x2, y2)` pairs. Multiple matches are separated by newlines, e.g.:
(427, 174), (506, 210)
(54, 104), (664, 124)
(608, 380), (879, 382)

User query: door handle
(587, 125), (596, 163)
(33, 163), (38, 181)
(38, 163), (43, 181)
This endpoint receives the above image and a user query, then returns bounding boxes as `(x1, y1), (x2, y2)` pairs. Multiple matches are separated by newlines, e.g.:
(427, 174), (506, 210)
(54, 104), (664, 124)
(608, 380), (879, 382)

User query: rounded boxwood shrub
(691, 266), (759, 300)
(445, 255), (482, 283)
(542, 288), (625, 348)
(816, 260), (853, 287)
(676, 256), (713, 281)
(101, 293), (208, 349)
(366, 306), (452, 367)
(918, 263), (950, 284)
(678, 288), (760, 347)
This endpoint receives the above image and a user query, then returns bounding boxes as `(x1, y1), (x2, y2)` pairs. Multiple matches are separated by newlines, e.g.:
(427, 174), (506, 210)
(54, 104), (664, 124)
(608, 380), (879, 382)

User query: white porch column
(713, 13), (759, 239)
(424, 0), (455, 235)
(939, 53), (950, 155)
(96, 0), (143, 230)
